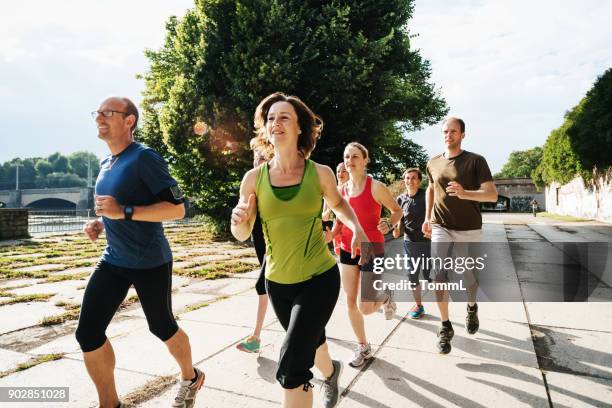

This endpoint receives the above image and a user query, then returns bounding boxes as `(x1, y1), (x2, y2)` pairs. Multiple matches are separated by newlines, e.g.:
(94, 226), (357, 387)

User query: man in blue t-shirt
(75, 97), (204, 408)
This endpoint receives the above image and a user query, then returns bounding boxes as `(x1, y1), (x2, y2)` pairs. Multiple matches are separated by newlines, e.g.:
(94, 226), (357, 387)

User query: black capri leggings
(266, 265), (340, 389)
(75, 260), (178, 352)
(255, 259), (267, 295)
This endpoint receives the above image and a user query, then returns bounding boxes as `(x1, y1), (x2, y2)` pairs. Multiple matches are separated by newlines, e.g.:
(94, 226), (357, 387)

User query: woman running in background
(236, 149), (270, 354)
(339, 142), (403, 368)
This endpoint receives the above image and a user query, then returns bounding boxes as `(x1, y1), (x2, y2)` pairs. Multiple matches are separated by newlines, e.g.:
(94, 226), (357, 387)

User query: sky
(1, 0), (611, 173)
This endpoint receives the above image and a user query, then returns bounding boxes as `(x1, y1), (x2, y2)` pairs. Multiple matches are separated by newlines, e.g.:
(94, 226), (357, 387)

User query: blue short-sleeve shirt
(95, 142), (177, 269)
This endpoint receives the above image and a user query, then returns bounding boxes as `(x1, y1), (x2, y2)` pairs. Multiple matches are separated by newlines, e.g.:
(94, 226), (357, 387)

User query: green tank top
(256, 160), (337, 284)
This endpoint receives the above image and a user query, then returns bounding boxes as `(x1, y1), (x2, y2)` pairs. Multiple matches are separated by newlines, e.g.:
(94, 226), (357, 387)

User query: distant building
(483, 178), (545, 212)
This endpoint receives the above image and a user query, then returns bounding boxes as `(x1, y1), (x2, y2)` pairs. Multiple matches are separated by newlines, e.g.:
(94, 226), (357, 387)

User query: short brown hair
(402, 167), (422, 180)
(251, 92), (323, 159)
(442, 117), (465, 133)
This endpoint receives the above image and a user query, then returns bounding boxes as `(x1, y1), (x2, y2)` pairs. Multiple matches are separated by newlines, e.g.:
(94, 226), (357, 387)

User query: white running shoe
(172, 367), (205, 408)
(348, 343), (373, 368)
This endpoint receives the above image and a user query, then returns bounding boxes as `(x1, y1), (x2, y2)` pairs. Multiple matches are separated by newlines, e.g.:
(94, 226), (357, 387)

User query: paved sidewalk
(0, 220), (611, 407)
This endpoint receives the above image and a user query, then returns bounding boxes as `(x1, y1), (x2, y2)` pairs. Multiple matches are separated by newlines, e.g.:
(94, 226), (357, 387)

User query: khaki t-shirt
(426, 150), (493, 231)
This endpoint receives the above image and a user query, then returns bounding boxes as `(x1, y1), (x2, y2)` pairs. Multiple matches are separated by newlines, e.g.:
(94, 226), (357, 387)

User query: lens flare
(193, 121), (208, 136)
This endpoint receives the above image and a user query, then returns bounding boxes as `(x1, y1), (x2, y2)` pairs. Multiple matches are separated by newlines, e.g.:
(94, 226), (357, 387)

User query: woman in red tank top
(337, 142), (403, 368)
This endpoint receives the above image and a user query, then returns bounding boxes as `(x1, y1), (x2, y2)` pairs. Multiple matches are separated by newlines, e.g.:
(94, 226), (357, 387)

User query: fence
(27, 207), (205, 234)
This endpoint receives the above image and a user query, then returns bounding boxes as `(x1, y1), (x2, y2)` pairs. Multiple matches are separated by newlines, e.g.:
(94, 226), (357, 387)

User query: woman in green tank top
(231, 92), (368, 408)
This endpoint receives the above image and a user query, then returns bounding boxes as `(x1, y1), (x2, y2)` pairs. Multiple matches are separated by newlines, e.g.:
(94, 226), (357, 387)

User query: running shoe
(348, 343), (373, 368)
(466, 304), (479, 335)
(437, 325), (454, 355)
(322, 359), (343, 408)
(408, 304), (425, 319)
(382, 292), (396, 320)
(236, 335), (261, 353)
(172, 367), (205, 408)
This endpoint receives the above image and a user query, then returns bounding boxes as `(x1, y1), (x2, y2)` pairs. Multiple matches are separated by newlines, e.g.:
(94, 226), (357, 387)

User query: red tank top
(340, 176), (384, 254)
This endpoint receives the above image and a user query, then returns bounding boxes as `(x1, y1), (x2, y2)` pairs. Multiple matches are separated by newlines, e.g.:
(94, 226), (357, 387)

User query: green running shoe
(236, 335), (261, 353)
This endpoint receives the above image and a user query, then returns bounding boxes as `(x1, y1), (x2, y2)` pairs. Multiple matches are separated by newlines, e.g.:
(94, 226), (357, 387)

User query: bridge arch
(26, 198), (77, 210)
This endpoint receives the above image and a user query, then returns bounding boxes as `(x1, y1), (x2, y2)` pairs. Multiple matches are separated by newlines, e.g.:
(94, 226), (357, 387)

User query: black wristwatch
(124, 206), (134, 221)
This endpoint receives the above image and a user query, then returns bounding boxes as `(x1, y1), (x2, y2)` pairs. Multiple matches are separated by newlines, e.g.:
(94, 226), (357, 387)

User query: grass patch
(68, 260), (95, 268)
(121, 375), (177, 407)
(0, 270), (49, 279)
(43, 251), (65, 258)
(0, 353), (65, 378)
(40, 308), (80, 326)
(17, 353), (64, 372)
(537, 212), (591, 222)
(183, 302), (211, 313)
(54, 300), (81, 310)
(174, 260), (258, 279)
(0, 293), (55, 306)
(44, 272), (90, 283)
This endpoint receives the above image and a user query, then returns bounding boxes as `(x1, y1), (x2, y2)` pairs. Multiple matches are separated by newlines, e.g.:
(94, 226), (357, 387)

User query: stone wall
(545, 175), (612, 223)
(0, 209), (29, 240)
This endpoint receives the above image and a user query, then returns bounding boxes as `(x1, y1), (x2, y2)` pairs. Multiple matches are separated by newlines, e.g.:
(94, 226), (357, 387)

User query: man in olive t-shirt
(422, 117), (498, 355)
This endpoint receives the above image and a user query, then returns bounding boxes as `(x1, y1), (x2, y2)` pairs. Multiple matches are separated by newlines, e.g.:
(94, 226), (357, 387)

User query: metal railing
(27, 207), (206, 234)
(28, 210), (96, 233)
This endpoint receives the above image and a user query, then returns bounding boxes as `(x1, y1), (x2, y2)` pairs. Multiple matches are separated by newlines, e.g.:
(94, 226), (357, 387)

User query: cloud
(408, 0), (612, 171)
(0, 0), (193, 162)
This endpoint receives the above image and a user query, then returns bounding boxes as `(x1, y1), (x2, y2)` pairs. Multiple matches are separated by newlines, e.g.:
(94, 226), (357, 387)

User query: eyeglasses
(91, 110), (127, 119)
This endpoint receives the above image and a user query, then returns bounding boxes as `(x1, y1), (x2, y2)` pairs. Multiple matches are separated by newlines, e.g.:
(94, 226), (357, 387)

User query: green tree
(40, 172), (87, 188)
(566, 67), (612, 172)
(533, 102), (588, 187)
(495, 147), (543, 179)
(35, 160), (54, 177)
(68, 151), (100, 182)
(51, 155), (71, 173)
(141, 0), (446, 223)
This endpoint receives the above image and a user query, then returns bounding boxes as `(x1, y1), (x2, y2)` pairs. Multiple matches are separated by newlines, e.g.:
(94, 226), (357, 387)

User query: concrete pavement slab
(88, 320), (252, 376)
(386, 313), (539, 369)
(338, 347), (550, 408)
(118, 293), (217, 318)
(180, 277), (257, 297)
(0, 278), (38, 288)
(9, 279), (85, 296)
(13, 263), (65, 273)
(0, 357), (154, 408)
(139, 326), (362, 408)
(0, 302), (65, 334)
(525, 302), (612, 332)
(139, 329), (287, 407)
(530, 326), (612, 380)
(546, 371), (612, 408)
(179, 292), (277, 328)
(28, 316), (149, 356)
(0, 348), (30, 373)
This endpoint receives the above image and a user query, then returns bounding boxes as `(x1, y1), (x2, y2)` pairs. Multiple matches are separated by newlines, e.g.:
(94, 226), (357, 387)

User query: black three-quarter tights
(266, 265), (340, 389)
(75, 260), (178, 352)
